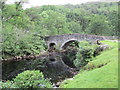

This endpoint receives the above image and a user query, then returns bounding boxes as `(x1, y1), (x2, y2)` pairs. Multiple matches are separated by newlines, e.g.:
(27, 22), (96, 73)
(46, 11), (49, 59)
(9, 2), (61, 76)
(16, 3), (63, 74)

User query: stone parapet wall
(44, 34), (117, 49)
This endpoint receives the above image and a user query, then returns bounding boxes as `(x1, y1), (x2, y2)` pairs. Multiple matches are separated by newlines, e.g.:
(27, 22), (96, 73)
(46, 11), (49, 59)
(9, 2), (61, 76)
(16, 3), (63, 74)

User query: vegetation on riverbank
(1, 0), (118, 89)
(1, 1), (118, 58)
(1, 70), (52, 88)
(60, 40), (118, 88)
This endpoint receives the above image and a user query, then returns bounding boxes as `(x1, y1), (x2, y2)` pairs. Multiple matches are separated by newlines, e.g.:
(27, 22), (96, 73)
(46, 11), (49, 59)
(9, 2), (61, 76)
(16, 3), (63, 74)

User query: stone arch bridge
(44, 33), (113, 50)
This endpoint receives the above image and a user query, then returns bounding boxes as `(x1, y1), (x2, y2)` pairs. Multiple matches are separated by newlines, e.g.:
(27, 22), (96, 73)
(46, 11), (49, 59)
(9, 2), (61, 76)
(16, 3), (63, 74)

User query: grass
(60, 40), (118, 88)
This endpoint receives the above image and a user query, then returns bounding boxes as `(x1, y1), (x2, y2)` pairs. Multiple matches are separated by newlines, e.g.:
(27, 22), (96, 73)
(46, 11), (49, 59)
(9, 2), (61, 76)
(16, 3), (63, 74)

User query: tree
(2, 24), (45, 58)
(39, 10), (71, 35)
(68, 21), (82, 33)
(2, 2), (45, 58)
(108, 10), (118, 36)
(2, 3), (32, 30)
(66, 9), (90, 33)
(86, 15), (111, 35)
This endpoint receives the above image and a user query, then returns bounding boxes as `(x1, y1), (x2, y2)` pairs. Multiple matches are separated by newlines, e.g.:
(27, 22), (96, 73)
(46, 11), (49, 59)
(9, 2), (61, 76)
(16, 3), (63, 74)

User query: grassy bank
(60, 40), (118, 88)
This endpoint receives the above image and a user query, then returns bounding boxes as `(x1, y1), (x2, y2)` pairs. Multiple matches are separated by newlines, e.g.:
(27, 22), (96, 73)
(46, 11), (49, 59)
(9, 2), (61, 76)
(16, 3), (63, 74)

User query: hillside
(60, 40), (118, 88)
(2, 1), (118, 58)
(1, 1), (119, 89)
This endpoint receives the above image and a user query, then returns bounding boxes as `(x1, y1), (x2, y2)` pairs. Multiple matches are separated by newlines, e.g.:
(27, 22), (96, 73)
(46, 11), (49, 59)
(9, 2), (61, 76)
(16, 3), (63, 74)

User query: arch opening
(62, 40), (79, 50)
(49, 43), (56, 51)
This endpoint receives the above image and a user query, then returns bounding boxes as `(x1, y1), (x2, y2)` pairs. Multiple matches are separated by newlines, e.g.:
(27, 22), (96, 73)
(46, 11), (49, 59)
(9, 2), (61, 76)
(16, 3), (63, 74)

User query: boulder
(94, 44), (111, 57)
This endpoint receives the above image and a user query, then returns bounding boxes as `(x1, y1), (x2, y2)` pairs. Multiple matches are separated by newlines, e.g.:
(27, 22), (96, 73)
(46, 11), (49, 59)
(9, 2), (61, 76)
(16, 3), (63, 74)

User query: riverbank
(60, 40), (118, 88)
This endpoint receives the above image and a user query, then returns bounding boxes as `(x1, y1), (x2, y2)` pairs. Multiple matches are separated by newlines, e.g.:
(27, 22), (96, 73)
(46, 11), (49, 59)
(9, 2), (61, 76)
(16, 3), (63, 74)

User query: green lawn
(60, 40), (118, 88)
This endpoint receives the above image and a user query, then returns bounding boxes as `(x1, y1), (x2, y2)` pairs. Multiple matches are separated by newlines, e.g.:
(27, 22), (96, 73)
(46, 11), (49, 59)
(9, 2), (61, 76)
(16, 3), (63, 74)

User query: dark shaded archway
(62, 40), (79, 50)
(49, 43), (56, 51)
(61, 40), (79, 68)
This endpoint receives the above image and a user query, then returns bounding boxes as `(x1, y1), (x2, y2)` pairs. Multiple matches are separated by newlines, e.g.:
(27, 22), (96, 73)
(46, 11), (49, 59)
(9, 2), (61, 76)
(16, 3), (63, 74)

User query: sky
(6, 0), (119, 9)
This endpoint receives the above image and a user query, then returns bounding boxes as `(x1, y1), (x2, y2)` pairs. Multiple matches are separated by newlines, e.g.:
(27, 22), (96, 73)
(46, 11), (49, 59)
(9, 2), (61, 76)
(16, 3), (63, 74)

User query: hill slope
(60, 40), (118, 88)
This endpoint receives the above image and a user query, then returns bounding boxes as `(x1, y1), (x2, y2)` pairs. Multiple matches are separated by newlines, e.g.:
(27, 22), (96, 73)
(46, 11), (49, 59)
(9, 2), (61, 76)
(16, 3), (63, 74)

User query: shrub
(0, 81), (17, 88)
(74, 41), (94, 67)
(93, 44), (111, 57)
(13, 70), (52, 88)
(2, 26), (45, 59)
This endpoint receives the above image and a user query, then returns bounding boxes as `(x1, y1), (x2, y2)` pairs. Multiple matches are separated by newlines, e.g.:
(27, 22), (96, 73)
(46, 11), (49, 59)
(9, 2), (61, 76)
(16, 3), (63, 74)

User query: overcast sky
(6, 0), (119, 9)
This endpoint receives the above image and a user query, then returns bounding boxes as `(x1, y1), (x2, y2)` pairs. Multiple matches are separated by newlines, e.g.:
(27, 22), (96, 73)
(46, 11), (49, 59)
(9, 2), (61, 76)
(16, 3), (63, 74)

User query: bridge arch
(44, 33), (109, 50)
(61, 39), (79, 49)
(49, 43), (56, 50)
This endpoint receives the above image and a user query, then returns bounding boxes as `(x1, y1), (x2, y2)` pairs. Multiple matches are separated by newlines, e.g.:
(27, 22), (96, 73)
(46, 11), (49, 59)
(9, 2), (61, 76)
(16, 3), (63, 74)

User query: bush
(74, 41), (94, 67)
(0, 81), (17, 88)
(13, 70), (52, 88)
(93, 44), (111, 57)
(2, 26), (45, 59)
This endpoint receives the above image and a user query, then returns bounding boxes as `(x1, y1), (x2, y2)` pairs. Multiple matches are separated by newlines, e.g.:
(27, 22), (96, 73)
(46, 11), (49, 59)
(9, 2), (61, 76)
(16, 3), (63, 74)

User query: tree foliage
(74, 41), (94, 67)
(86, 15), (111, 35)
(13, 70), (52, 88)
(2, 1), (45, 58)
(0, 70), (52, 88)
(1, 1), (118, 58)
